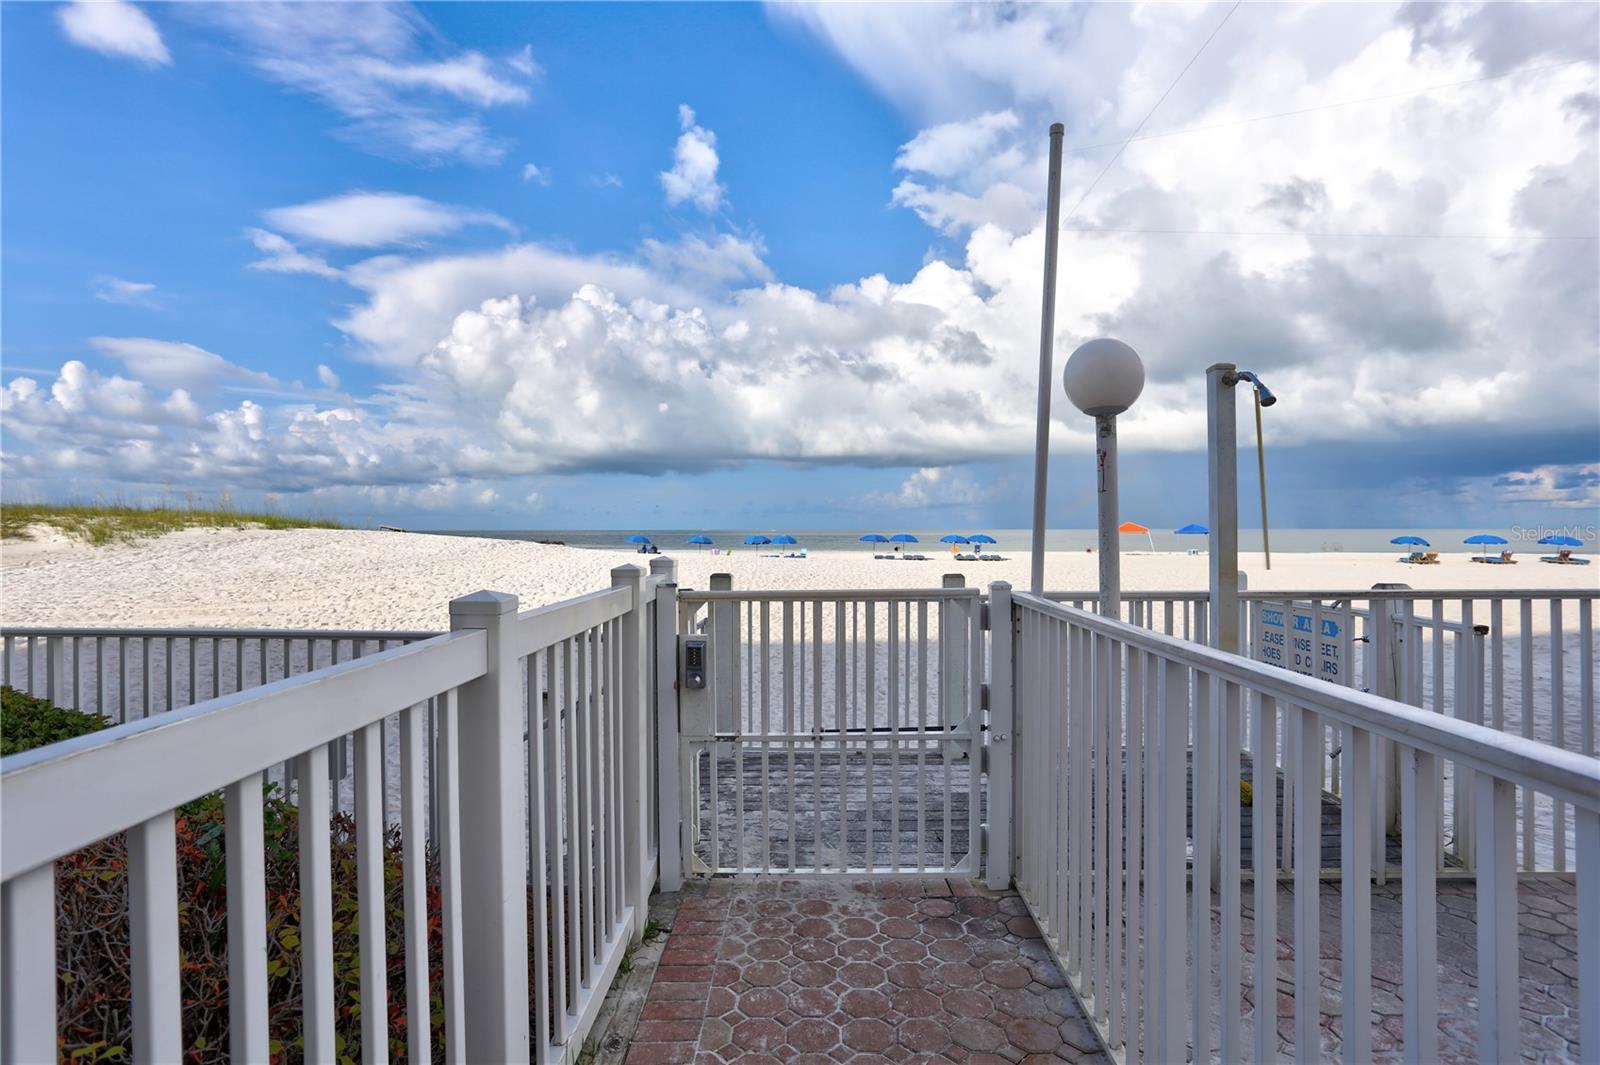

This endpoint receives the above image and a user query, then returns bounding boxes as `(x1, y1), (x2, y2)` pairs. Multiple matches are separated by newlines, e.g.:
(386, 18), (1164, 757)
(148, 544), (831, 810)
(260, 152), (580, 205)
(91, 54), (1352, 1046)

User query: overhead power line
(1060, 0), (1243, 228)
(1071, 58), (1594, 152)
(1060, 226), (1595, 242)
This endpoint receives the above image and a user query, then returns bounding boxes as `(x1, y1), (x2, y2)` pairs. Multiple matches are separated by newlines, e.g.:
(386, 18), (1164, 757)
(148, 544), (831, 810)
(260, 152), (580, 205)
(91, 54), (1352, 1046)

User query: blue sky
(3, 1), (1597, 530)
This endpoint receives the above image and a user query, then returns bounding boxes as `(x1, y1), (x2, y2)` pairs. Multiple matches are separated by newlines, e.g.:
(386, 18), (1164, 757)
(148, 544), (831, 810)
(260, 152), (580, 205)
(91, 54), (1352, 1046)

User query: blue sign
(1256, 604), (1342, 682)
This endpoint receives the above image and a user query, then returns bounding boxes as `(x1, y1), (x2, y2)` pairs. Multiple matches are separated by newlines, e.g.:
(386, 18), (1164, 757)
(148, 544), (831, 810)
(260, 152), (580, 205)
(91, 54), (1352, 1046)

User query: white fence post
(943, 575), (969, 760)
(709, 573), (737, 752)
(449, 590), (530, 1063)
(987, 582), (1015, 890)
(652, 561), (683, 892)
(1, 864), (55, 1063)
(614, 565), (652, 941)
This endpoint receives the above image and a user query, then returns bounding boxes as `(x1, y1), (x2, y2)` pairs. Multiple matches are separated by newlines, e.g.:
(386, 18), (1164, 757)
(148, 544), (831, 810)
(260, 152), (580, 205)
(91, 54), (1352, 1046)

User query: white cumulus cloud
(58, 0), (169, 67)
(660, 104), (726, 212)
(6, 3), (1596, 515)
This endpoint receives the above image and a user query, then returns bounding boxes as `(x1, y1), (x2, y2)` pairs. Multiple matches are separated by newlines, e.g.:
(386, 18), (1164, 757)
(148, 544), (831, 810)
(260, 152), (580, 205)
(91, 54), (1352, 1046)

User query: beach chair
(1541, 549), (1590, 565)
(1424, 551), (1439, 564)
(955, 553), (978, 562)
(980, 553), (1003, 561)
(1399, 550), (1426, 564)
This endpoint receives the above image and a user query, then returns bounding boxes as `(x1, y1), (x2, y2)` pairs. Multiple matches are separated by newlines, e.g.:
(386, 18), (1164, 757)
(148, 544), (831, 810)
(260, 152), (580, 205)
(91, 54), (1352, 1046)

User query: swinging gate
(658, 577), (991, 881)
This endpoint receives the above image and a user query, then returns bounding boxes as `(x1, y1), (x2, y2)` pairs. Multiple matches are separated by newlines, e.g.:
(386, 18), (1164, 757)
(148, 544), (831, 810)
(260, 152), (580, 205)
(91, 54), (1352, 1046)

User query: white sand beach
(2, 526), (1593, 631)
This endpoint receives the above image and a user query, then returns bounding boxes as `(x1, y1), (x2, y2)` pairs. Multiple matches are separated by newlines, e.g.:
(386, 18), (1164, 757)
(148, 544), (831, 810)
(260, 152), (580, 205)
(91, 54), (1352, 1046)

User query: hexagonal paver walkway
(627, 877), (1110, 1064)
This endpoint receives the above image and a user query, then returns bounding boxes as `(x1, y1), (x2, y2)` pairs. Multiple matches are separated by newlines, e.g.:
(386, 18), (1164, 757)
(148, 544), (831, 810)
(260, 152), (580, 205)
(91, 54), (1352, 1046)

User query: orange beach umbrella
(1119, 521), (1155, 551)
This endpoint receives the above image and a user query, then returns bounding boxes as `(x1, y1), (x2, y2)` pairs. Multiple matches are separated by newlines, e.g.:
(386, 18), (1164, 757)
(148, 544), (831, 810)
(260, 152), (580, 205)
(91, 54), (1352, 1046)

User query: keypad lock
(683, 638), (706, 689)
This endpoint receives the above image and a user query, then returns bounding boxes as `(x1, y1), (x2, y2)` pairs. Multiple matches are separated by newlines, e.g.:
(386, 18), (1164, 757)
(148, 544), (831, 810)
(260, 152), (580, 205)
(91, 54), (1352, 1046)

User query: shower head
(1231, 370), (1276, 407)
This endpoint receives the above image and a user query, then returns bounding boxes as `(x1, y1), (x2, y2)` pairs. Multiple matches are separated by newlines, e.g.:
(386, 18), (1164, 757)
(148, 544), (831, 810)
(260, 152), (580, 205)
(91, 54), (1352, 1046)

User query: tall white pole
(1206, 363), (1240, 652)
(1030, 122), (1065, 596)
(1096, 414), (1121, 616)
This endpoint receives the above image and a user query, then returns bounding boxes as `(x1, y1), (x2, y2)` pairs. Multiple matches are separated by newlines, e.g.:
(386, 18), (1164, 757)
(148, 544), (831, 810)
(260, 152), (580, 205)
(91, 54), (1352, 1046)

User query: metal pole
(1030, 122), (1066, 596)
(1206, 364), (1240, 653)
(1254, 389), (1272, 570)
(1096, 414), (1121, 616)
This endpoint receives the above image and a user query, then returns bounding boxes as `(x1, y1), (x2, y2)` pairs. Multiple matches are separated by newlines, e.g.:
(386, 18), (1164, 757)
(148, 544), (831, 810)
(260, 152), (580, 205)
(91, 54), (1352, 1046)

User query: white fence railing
(1047, 588), (1598, 872)
(0, 563), (668, 1064)
(1, 626), (439, 722)
(1008, 586), (1600, 1064)
(668, 577), (987, 878)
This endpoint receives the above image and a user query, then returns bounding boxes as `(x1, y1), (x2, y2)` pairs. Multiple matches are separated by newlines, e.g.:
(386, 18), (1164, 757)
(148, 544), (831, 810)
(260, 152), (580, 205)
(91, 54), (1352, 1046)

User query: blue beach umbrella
(939, 535), (970, 544)
(1539, 535), (1583, 547)
(625, 534), (652, 545)
(687, 535), (713, 546)
(1465, 533), (1509, 560)
(743, 535), (771, 546)
(771, 534), (798, 545)
(968, 534), (997, 545)
(1174, 523), (1209, 536)
(859, 534), (888, 543)
(1390, 535), (1429, 546)
(890, 534), (919, 543)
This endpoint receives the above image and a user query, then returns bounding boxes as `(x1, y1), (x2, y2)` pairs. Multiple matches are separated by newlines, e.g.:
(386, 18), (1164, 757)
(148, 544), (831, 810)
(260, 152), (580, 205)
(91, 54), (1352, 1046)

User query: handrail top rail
(1013, 591), (1600, 809)
(509, 583), (633, 658)
(1043, 588), (1599, 602)
(1, 628), (487, 879)
(678, 587), (982, 603)
(0, 625), (441, 641)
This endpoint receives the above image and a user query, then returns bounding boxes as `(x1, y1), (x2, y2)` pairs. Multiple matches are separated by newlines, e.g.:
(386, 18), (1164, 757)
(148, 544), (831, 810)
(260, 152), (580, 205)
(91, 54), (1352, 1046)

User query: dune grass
(0, 501), (341, 545)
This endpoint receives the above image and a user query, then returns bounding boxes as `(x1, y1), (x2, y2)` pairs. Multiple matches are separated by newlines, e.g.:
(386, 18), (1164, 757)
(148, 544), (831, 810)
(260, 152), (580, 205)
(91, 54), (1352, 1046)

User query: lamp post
(1063, 338), (1145, 616)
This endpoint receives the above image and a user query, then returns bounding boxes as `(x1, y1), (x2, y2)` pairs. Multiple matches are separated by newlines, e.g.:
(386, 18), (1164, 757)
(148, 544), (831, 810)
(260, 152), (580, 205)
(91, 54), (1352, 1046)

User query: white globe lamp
(1063, 338), (1144, 417)
(1062, 337), (1143, 615)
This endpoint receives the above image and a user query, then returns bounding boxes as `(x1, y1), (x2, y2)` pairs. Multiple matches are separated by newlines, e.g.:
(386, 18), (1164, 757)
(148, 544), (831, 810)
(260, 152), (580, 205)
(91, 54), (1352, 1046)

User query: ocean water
(423, 526), (1599, 554)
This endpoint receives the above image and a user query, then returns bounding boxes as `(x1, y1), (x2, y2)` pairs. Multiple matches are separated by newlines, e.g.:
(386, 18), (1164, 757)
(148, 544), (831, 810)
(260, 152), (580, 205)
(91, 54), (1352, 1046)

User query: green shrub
(1, 685), (110, 757)
(55, 790), (446, 1064)
(6, 691), (572, 1064)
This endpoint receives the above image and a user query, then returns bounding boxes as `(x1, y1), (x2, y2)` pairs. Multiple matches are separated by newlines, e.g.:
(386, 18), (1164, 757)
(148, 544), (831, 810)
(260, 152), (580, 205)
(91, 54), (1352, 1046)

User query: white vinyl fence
(666, 578), (987, 879)
(1, 563), (669, 1065)
(1049, 588), (1598, 873)
(1007, 586), (1600, 1064)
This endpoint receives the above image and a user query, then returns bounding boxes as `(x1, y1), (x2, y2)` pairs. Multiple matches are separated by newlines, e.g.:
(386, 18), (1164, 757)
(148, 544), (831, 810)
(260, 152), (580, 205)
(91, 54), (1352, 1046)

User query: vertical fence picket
(355, 720), (389, 1064)
(1577, 808), (1600, 1061)
(225, 774), (270, 1063)
(1400, 747), (1440, 1062)
(129, 811), (182, 1062)
(1293, 705), (1322, 1064)
(1, 863), (55, 1063)
(400, 703), (430, 1065)
(1474, 774), (1519, 1063)
(298, 743), (337, 1063)
(1151, 658), (1188, 1064)
(1339, 725), (1372, 1065)
(1252, 693), (1279, 1064)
